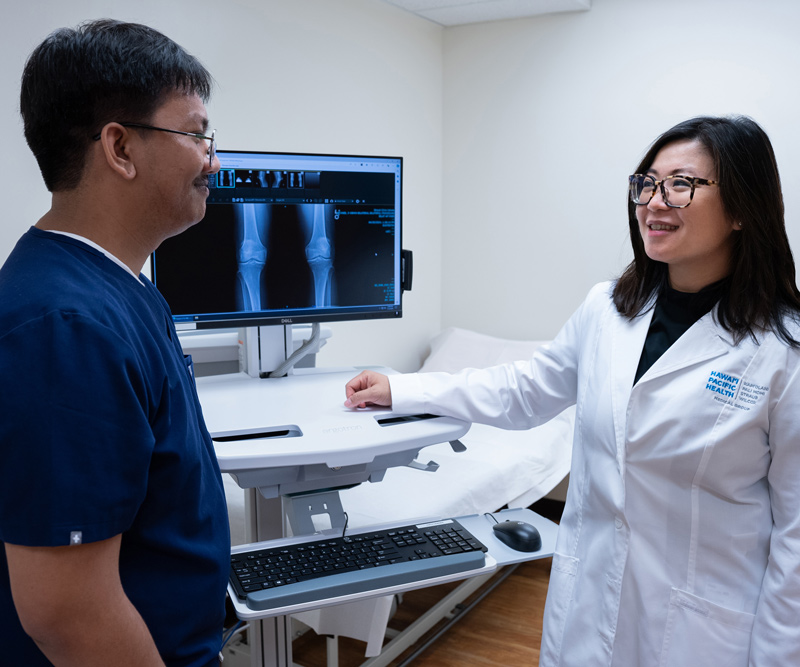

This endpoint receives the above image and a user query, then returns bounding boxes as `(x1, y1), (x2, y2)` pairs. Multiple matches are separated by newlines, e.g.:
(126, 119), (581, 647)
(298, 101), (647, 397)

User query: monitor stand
(241, 325), (292, 378)
(240, 324), (329, 379)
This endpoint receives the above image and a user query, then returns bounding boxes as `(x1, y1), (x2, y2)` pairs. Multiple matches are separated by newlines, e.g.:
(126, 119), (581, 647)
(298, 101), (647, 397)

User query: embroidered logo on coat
(706, 370), (769, 411)
(706, 370), (739, 398)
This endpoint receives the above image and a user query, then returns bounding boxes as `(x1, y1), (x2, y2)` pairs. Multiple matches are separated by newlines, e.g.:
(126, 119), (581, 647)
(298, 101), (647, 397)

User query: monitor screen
(151, 150), (403, 330)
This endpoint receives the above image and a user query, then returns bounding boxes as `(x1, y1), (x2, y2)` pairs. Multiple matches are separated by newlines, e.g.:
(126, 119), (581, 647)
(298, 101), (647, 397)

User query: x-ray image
(234, 202), (336, 311)
(152, 195), (396, 321)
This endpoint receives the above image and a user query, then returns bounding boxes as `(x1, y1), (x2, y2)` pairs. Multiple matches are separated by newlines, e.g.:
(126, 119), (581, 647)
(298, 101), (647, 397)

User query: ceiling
(380, 0), (592, 26)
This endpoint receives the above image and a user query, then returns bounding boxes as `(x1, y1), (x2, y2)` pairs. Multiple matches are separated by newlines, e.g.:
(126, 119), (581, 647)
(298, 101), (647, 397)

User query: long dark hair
(613, 115), (800, 346)
(20, 19), (213, 192)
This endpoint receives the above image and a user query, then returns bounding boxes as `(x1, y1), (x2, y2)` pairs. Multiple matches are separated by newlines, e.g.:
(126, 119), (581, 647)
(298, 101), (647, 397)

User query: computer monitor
(151, 150), (403, 333)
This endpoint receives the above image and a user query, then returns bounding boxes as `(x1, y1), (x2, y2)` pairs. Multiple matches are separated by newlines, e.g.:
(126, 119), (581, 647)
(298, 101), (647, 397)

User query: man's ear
(97, 124), (137, 181)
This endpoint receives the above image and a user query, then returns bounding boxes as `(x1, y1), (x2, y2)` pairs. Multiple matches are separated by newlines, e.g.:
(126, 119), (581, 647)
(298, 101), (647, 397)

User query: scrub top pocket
(184, 354), (195, 378)
(658, 587), (754, 667)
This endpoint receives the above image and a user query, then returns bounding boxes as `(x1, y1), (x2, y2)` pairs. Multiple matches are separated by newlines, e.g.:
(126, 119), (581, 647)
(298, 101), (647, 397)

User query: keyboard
(230, 518), (488, 611)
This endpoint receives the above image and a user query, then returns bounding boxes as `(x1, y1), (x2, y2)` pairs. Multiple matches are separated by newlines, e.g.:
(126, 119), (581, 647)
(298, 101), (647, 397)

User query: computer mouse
(492, 520), (542, 552)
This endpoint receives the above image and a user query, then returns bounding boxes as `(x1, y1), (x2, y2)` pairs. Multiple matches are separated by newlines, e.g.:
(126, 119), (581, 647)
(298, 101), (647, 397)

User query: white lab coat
(389, 282), (800, 667)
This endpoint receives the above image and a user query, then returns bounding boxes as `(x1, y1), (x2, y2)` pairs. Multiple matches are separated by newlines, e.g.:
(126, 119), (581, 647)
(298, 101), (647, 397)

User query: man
(0, 20), (229, 666)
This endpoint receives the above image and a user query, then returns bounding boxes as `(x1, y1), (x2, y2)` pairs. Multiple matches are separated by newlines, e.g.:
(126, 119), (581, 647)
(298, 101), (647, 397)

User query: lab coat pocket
(539, 552), (579, 666)
(659, 587), (755, 667)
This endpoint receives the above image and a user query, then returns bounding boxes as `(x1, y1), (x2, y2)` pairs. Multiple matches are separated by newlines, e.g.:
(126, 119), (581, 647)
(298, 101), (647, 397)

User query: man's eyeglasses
(92, 123), (217, 168)
(629, 174), (718, 209)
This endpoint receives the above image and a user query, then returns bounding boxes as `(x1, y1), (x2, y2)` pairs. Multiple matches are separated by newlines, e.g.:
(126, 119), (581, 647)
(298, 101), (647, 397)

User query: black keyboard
(230, 518), (488, 611)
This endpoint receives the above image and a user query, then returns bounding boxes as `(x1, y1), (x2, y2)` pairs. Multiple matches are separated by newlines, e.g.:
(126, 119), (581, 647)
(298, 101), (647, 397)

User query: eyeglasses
(92, 122), (217, 168)
(629, 173), (718, 209)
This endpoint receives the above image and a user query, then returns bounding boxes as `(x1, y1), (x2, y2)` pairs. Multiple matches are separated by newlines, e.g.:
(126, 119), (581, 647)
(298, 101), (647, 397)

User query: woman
(345, 116), (800, 666)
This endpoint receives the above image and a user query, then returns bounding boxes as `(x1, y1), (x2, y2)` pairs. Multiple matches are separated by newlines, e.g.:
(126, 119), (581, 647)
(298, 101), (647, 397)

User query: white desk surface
(195, 367), (470, 473)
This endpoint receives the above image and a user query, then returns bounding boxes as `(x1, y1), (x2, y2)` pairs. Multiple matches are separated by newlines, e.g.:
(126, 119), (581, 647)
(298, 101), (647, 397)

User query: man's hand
(344, 370), (392, 408)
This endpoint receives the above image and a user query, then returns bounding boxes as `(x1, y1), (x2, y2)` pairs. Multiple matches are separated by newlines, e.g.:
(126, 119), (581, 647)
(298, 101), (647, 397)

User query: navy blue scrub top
(0, 228), (230, 667)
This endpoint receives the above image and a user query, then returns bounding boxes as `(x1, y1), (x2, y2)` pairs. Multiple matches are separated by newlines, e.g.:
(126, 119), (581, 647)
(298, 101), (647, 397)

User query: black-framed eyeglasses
(92, 122), (217, 168)
(629, 173), (718, 209)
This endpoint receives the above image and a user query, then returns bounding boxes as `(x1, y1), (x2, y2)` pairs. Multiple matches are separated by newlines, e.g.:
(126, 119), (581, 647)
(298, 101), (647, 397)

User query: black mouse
(492, 520), (542, 552)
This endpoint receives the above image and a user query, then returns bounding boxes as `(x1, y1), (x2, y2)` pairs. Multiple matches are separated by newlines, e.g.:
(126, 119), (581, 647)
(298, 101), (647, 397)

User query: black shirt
(634, 280), (728, 384)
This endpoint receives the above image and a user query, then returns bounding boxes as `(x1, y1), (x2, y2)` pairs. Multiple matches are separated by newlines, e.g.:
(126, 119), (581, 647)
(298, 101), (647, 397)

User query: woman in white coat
(345, 116), (800, 667)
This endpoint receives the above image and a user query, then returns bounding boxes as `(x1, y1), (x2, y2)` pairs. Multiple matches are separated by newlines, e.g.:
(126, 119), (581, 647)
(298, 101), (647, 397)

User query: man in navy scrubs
(0, 20), (229, 667)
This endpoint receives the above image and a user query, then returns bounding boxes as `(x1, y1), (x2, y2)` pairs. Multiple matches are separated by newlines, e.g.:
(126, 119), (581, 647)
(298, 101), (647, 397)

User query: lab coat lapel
(637, 311), (733, 384)
(608, 304), (733, 479)
(609, 307), (653, 476)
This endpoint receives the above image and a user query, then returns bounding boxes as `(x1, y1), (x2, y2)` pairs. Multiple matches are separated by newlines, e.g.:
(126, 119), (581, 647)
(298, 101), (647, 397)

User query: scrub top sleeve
(0, 311), (155, 547)
(750, 356), (800, 664)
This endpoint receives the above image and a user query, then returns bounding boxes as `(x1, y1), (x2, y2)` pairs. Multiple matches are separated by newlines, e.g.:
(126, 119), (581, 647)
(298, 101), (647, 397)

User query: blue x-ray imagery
(234, 202), (336, 311)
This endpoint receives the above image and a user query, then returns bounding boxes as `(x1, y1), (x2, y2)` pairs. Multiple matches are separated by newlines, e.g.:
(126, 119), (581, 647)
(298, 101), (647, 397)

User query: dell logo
(281, 318), (294, 324)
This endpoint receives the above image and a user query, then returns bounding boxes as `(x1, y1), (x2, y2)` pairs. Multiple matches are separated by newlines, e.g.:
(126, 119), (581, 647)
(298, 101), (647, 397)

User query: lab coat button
(615, 518), (623, 529)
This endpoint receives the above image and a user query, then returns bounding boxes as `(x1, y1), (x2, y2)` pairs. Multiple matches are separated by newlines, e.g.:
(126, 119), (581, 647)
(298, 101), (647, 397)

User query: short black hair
(20, 19), (213, 192)
(614, 115), (800, 346)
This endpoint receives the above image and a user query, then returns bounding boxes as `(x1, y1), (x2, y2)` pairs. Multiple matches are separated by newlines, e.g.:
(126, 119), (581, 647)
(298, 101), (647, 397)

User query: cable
(221, 620), (242, 649)
(220, 620), (249, 655)
(260, 322), (321, 378)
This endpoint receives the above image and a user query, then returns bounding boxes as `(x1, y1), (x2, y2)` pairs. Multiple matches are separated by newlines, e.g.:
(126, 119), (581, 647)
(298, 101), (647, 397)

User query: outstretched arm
(344, 370), (393, 408)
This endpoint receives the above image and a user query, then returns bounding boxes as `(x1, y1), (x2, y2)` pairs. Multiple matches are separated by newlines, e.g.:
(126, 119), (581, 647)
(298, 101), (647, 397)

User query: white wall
(442, 0), (800, 341)
(7, 0), (800, 372)
(2, 0), (443, 372)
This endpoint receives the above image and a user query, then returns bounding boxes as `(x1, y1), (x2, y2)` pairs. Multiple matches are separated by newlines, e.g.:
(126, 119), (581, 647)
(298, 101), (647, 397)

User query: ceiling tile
(381, 0), (591, 26)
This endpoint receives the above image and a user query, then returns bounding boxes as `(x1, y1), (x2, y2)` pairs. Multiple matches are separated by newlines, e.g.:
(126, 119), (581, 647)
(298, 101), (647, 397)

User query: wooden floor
(292, 558), (551, 666)
(292, 500), (561, 666)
